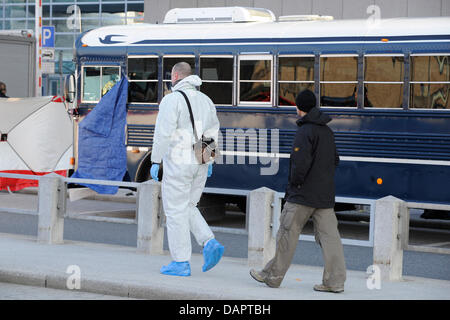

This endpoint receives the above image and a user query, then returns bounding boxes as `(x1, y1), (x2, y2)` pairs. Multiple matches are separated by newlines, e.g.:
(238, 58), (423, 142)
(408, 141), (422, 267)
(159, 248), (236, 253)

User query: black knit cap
(295, 89), (316, 113)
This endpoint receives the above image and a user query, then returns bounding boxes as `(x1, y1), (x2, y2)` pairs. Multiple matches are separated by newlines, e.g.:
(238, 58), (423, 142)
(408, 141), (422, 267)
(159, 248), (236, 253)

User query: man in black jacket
(0, 82), (9, 98)
(250, 89), (346, 293)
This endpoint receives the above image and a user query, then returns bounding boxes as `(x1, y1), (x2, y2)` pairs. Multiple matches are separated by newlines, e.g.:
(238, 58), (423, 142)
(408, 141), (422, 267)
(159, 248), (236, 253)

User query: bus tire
(135, 152), (152, 183)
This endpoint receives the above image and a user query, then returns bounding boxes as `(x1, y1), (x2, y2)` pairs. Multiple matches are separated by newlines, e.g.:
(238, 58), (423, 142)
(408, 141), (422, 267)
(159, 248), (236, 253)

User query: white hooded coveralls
(151, 75), (220, 262)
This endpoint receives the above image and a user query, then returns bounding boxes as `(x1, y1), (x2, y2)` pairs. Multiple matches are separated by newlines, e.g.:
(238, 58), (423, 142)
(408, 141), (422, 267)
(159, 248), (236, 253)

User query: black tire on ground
(135, 153), (152, 183)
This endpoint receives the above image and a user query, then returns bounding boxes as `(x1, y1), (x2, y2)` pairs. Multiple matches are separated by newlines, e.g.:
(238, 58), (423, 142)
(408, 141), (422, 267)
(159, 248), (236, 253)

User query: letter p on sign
(42, 26), (55, 48)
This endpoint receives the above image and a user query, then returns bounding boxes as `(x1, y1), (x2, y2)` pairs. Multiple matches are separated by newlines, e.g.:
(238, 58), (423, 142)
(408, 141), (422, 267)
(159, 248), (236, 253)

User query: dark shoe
(313, 284), (344, 293)
(249, 269), (265, 282)
(249, 269), (280, 288)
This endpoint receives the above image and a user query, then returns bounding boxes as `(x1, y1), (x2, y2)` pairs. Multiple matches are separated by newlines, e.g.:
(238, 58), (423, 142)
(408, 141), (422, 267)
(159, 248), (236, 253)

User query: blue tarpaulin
(71, 76), (128, 194)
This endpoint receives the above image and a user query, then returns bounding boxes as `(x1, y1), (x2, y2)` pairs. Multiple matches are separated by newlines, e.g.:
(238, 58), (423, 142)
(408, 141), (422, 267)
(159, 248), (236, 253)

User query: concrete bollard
(247, 187), (277, 268)
(37, 173), (66, 244)
(373, 195), (408, 281)
(136, 180), (165, 255)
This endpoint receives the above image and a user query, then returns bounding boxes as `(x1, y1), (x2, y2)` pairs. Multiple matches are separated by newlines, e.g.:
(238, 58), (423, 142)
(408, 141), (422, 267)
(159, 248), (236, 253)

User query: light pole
(35, 0), (42, 96)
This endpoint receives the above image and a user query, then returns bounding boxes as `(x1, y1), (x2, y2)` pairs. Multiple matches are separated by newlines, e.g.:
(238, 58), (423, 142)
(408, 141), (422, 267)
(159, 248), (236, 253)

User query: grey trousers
(261, 201), (347, 288)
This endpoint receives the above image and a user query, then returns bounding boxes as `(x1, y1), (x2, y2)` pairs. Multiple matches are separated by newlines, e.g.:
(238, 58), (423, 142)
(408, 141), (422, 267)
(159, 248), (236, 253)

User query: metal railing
(404, 201), (450, 255)
(0, 172), (140, 223)
(270, 192), (376, 247)
(1, 172), (448, 281)
(0, 172), (41, 216)
(0, 172), (166, 253)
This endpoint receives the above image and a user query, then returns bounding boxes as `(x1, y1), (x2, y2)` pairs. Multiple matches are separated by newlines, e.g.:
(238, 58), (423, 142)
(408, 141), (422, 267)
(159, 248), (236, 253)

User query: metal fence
(1, 172), (448, 263)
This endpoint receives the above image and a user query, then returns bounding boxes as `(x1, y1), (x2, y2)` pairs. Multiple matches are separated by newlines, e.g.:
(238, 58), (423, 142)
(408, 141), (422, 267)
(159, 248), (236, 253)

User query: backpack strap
(176, 90), (199, 142)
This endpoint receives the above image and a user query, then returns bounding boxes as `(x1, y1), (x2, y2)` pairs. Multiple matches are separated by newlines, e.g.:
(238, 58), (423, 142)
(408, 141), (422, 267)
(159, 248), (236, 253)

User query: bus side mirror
(64, 74), (76, 104)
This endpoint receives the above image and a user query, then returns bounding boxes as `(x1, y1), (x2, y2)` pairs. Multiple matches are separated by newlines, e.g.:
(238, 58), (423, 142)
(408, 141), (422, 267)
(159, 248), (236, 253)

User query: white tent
(0, 96), (73, 189)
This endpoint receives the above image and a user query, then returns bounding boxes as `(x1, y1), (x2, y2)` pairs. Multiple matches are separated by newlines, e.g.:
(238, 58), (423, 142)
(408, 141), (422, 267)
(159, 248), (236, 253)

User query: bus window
(278, 56), (314, 106)
(128, 57), (158, 103)
(82, 66), (120, 103)
(364, 56), (404, 108)
(162, 56), (195, 96)
(102, 67), (120, 96)
(199, 56), (233, 105)
(238, 55), (272, 105)
(82, 67), (100, 102)
(410, 55), (450, 109)
(320, 55), (357, 107)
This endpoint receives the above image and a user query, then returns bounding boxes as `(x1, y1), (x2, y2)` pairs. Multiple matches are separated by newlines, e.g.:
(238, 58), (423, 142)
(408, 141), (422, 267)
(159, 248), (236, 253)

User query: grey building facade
(144, 0), (450, 24)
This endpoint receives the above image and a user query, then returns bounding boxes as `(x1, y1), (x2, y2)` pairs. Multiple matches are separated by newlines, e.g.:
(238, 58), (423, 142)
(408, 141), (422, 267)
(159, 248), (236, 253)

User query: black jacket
(285, 107), (339, 209)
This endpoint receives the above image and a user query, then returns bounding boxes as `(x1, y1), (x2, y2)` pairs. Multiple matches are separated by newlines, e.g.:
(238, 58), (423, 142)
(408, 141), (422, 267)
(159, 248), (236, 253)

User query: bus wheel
(135, 152), (152, 183)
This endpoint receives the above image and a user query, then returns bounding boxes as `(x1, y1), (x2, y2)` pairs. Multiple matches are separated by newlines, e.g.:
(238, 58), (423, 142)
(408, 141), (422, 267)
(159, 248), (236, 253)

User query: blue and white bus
(70, 7), (450, 212)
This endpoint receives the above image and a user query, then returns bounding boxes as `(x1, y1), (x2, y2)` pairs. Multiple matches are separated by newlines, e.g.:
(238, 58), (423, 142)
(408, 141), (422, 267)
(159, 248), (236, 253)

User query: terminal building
(0, 0), (144, 95)
(0, 0), (448, 95)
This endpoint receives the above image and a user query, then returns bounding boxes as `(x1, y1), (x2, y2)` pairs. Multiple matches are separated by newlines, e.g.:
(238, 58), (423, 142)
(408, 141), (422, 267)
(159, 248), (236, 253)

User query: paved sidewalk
(0, 232), (449, 300)
(0, 282), (135, 300)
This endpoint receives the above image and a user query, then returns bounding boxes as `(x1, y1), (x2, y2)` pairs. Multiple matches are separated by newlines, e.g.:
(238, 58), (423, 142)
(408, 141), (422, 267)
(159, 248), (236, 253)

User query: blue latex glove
(150, 163), (160, 181)
(207, 164), (213, 178)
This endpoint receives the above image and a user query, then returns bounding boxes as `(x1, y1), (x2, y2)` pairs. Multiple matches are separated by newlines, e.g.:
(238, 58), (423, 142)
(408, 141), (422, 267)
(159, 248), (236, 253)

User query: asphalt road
(0, 191), (449, 281)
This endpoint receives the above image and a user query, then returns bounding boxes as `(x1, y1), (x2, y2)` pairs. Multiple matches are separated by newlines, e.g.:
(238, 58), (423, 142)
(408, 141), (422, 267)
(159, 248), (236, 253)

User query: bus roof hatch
(278, 15), (334, 22)
(163, 7), (276, 24)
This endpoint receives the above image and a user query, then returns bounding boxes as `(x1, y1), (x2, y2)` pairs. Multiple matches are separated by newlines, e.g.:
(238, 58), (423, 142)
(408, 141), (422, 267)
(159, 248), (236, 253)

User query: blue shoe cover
(202, 239), (225, 272)
(160, 261), (191, 276)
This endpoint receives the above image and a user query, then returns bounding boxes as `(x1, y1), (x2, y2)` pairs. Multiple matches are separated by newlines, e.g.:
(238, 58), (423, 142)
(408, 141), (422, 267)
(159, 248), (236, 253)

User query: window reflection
(201, 83), (233, 105)
(320, 56), (357, 81)
(9, 5), (26, 18)
(278, 56), (314, 106)
(162, 57), (195, 96)
(102, 67), (120, 96)
(411, 56), (450, 109)
(239, 58), (272, 104)
(365, 56), (404, 82)
(411, 83), (449, 109)
(200, 57), (233, 81)
(128, 82), (157, 103)
(279, 83), (314, 106)
(320, 83), (357, 107)
(55, 34), (74, 48)
(364, 56), (404, 108)
(240, 60), (271, 81)
(163, 57), (195, 80)
(320, 56), (358, 107)
(279, 57), (314, 81)
(128, 58), (157, 81)
(101, 3), (125, 14)
(4, 20), (27, 29)
(240, 82), (271, 103)
(200, 57), (233, 105)
(128, 57), (158, 103)
(82, 66), (120, 102)
(83, 67), (100, 102)
(411, 56), (449, 82)
(364, 83), (403, 108)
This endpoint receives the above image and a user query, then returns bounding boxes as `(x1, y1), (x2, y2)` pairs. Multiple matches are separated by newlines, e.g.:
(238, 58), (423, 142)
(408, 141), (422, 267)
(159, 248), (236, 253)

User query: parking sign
(42, 26), (55, 48)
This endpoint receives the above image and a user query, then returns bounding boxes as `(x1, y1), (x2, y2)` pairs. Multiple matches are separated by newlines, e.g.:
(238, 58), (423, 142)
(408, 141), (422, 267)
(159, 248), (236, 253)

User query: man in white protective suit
(150, 62), (225, 277)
